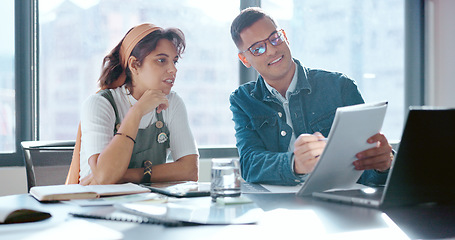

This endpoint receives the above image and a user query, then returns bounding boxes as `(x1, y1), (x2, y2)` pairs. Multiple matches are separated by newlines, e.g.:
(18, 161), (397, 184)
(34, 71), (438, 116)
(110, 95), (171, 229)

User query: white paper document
(68, 192), (165, 206)
(297, 101), (388, 196)
(241, 182), (303, 194)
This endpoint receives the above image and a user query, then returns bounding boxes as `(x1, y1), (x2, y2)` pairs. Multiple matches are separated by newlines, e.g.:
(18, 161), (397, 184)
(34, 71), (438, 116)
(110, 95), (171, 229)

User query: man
(229, 7), (393, 186)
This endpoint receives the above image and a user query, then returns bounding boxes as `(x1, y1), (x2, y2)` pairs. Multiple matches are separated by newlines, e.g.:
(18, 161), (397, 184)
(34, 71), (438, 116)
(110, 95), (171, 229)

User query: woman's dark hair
(230, 7), (277, 48)
(98, 28), (185, 91)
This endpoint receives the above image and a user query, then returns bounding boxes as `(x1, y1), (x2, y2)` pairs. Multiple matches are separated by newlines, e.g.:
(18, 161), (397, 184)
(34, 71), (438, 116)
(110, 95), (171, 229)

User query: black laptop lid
(381, 107), (455, 208)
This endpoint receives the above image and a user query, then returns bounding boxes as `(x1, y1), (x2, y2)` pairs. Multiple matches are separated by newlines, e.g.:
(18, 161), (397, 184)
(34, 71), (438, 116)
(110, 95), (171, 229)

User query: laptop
(312, 107), (455, 208)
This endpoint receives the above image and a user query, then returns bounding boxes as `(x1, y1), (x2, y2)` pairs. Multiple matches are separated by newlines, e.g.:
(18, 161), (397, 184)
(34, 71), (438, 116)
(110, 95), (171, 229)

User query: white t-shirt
(79, 85), (198, 180)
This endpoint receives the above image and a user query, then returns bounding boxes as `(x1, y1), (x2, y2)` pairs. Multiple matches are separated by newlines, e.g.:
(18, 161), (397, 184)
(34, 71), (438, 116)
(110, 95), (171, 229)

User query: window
(39, 0), (240, 146)
(1, 0), (420, 166)
(0, 0), (15, 153)
(263, 0), (405, 141)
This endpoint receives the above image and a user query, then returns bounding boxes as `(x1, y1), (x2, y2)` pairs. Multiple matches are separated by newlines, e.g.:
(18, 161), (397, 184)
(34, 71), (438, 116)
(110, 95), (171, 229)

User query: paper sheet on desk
(116, 196), (264, 225)
(320, 183), (371, 192)
(67, 192), (166, 206)
(0, 219), (123, 240)
(25, 219), (123, 240)
(241, 182), (303, 193)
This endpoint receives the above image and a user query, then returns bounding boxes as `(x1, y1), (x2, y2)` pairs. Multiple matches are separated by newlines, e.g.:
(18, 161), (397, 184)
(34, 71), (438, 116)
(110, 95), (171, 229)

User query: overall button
(155, 121), (164, 129)
(278, 112), (283, 118)
(281, 131), (287, 136)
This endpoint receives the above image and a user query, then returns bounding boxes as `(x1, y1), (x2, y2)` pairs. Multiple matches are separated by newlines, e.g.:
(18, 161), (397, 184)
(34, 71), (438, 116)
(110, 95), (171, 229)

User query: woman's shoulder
(167, 91), (182, 102)
(83, 91), (109, 106)
(97, 87), (126, 101)
(166, 91), (186, 108)
(163, 91), (188, 119)
(82, 89), (120, 113)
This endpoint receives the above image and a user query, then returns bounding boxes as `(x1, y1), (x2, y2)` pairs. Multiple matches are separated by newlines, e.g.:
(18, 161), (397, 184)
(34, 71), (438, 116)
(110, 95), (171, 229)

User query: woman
(78, 23), (198, 185)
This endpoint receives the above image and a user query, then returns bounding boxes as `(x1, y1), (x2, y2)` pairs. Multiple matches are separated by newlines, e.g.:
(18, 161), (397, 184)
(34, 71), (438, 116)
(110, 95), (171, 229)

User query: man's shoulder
(306, 67), (350, 81)
(303, 67), (356, 90)
(231, 81), (257, 98)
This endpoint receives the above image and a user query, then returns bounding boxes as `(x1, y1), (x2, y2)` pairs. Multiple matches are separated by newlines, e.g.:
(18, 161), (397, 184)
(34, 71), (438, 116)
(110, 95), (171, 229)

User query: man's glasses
(240, 29), (286, 57)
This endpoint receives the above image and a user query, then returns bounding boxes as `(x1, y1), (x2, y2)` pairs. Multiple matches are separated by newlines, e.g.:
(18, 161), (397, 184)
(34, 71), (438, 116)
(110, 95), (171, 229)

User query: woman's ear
(127, 56), (139, 74)
(238, 53), (251, 68)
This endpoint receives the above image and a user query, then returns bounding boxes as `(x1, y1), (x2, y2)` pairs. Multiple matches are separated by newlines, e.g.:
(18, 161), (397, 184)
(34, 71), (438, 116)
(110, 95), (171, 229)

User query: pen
(314, 138), (327, 159)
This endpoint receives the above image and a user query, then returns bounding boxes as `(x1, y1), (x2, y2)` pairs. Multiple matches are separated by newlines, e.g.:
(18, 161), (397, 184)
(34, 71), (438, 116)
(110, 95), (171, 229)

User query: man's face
(238, 17), (294, 83)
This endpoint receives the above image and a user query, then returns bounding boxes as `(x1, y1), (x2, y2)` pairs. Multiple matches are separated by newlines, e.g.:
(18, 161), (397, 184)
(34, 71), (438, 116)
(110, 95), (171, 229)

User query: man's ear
(282, 29), (290, 45)
(238, 53), (251, 68)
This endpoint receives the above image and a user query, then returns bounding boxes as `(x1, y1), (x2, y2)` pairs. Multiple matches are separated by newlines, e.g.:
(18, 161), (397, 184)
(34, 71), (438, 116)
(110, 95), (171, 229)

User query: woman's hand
(79, 173), (99, 185)
(134, 89), (169, 116)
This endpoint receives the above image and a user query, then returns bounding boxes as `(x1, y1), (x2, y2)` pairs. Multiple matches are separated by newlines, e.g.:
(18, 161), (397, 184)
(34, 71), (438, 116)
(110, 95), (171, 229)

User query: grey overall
(99, 89), (170, 169)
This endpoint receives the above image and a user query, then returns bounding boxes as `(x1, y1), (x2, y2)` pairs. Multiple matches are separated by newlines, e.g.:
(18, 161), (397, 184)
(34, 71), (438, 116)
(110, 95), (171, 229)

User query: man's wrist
(375, 152), (394, 173)
(291, 154), (307, 182)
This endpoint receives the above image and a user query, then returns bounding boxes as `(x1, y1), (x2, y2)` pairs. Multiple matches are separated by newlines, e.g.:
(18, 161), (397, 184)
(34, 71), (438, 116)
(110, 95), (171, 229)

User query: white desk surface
(0, 192), (454, 240)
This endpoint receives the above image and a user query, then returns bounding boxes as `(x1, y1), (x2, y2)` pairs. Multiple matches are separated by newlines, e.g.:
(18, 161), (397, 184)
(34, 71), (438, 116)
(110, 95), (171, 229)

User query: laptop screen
(382, 107), (455, 207)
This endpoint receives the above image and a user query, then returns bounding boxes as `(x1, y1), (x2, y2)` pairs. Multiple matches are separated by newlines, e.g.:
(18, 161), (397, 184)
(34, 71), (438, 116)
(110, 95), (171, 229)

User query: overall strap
(156, 109), (165, 122)
(99, 89), (121, 133)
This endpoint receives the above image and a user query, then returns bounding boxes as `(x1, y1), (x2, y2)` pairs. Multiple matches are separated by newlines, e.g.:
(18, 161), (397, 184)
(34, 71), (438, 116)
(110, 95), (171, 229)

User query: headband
(104, 23), (162, 89)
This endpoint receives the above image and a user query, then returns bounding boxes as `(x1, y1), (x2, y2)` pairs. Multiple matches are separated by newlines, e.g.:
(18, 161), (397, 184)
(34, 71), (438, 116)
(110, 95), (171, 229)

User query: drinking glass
(210, 158), (241, 201)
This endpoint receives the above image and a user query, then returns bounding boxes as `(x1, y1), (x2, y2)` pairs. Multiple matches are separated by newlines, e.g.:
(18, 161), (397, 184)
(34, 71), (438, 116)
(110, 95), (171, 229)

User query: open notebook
(312, 107), (455, 208)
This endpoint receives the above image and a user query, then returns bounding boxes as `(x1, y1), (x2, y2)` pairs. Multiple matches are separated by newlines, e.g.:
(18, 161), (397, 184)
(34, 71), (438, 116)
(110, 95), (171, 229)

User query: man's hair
(230, 7), (278, 48)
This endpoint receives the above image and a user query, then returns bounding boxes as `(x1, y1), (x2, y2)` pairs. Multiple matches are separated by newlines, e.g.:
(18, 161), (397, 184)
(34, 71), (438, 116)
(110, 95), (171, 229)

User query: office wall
(0, 167), (27, 196)
(425, 0), (455, 106)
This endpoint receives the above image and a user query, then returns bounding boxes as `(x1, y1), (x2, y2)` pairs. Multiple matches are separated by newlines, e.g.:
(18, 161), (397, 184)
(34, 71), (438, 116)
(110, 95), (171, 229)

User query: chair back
(21, 140), (75, 192)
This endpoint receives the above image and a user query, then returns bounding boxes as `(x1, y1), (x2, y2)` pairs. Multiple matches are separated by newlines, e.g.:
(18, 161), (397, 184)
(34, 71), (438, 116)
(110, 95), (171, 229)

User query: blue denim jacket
(230, 59), (389, 186)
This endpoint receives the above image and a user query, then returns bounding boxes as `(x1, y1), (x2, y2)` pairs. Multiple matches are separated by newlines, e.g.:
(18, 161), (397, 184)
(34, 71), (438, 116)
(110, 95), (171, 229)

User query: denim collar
(264, 62), (298, 101)
(250, 58), (312, 102)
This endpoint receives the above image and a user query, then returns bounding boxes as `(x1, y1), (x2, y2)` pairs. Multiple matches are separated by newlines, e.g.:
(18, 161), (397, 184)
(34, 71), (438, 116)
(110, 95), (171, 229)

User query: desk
(0, 193), (453, 239)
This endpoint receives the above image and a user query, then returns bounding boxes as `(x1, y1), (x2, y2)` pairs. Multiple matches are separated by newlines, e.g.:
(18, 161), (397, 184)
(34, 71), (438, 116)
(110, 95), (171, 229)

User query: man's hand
(353, 133), (393, 172)
(293, 132), (327, 174)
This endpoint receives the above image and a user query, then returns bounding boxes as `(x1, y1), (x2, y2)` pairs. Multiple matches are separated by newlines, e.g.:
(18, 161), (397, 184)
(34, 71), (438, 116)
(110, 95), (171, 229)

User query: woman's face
(131, 39), (179, 95)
